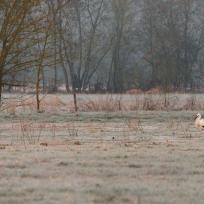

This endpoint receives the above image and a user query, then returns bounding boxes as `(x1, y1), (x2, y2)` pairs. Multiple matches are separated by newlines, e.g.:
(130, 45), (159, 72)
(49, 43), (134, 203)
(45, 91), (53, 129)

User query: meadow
(0, 94), (204, 204)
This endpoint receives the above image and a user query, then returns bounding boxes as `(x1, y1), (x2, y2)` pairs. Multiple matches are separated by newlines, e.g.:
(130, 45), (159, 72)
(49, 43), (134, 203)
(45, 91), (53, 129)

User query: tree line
(1, 0), (204, 98)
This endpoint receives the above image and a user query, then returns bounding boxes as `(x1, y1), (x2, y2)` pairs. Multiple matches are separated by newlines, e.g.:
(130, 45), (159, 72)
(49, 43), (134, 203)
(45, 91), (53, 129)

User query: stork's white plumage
(195, 113), (204, 130)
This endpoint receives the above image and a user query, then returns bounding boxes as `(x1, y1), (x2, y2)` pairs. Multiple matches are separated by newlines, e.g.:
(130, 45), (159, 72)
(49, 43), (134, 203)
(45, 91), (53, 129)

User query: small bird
(194, 113), (204, 130)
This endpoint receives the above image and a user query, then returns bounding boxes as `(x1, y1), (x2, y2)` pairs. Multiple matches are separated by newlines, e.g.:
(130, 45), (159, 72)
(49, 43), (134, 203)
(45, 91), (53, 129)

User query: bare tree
(0, 0), (48, 102)
(107, 0), (132, 92)
(139, 0), (204, 91)
(56, 0), (110, 92)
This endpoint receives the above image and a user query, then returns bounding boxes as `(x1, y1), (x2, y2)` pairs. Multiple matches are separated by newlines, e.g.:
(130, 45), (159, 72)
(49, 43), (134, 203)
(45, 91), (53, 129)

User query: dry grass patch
(2, 93), (204, 113)
(14, 120), (45, 146)
(80, 96), (123, 112)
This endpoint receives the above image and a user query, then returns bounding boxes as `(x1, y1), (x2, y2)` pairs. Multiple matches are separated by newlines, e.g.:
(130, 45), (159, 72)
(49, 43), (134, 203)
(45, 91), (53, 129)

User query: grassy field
(0, 108), (204, 204)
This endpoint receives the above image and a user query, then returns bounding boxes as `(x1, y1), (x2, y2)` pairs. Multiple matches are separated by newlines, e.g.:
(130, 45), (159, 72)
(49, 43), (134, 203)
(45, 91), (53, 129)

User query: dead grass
(167, 119), (192, 138)
(77, 94), (204, 112)
(17, 120), (45, 146)
(2, 93), (204, 113)
(126, 118), (144, 133)
(80, 95), (123, 112)
(65, 123), (79, 137)
(1, 95), (67, 113)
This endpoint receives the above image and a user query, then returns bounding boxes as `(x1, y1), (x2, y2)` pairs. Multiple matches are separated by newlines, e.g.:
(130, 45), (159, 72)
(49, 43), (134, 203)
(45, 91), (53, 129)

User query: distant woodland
(1, 0), (204, 96)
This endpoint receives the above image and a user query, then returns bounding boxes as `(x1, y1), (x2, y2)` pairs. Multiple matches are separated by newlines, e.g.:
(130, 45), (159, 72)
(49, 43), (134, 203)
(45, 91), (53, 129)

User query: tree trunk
(62, 66), (70, 93)
(0, 76), (2, 106)
(36, 66), (41, 112)
(41, 68), (46, 93)
(36, 32), (49, 112)
(73, 91), (78, 112)
(54, 31), (58, 92)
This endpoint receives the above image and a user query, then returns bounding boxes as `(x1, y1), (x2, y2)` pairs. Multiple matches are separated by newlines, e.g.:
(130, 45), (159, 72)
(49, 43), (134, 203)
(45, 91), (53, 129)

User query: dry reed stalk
(64, 123), (79, 137)
(18, 120), (45, 145)
(80, 96), (124, 112)
(126, 118), (144, 133)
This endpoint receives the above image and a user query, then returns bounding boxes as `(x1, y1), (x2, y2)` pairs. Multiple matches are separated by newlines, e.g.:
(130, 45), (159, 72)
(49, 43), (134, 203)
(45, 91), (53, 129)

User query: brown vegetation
(2, 94), (204, 113)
